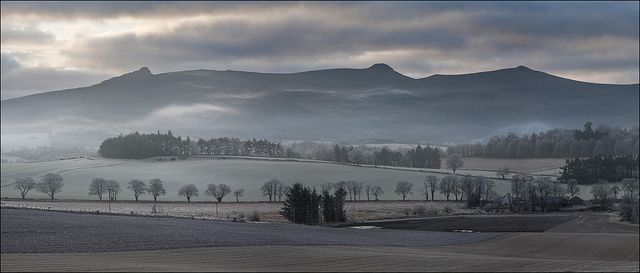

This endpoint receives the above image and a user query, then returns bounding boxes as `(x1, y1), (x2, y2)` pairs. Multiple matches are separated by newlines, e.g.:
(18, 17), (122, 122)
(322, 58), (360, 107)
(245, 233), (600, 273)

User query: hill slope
(1, 64), (638, 147)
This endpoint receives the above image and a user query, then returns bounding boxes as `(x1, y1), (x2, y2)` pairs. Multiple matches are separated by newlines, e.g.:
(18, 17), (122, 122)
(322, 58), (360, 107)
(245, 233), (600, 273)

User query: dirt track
(1, 209), (638, 272)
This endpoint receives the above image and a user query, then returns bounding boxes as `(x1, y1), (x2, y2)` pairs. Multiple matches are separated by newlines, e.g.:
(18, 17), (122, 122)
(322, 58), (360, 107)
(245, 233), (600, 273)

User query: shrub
(248, 211), (261, 222)
(620, 198), (640, 223)
(170, 157), (177, 161)
(442, 206), (454, 215)
(413, 205), (426, 216)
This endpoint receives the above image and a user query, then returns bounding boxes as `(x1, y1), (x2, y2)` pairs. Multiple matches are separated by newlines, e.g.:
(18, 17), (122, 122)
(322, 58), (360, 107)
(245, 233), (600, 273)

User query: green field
(1, 157), (576, 202)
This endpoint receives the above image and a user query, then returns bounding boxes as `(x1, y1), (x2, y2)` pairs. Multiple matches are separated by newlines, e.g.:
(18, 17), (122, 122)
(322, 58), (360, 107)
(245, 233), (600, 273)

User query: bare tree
(178, 184), (199, 202)
(417, 182), (429, 201)
(535, 177), (552, 211)
(89, 178), (108, 201)
(106, 180), (121, 200)
(320, 182), (335, 193)
(334, 181), (347, 192)
(345, 181), (356, 201)
(365, 184), (371, 201)
(277, 184), (290, 202)
(233, 189), (244, 202)
(148, 178), (167, 202)
(371, 185), (384, 201)
(128, 179), (146, 201)
(496, 166), (511, 179)
(352, 181), (364, 201)
(591, 179), (612, 209)
(14, 177), (36, 200)
(446, 153), (464, 174)
(395, 181), (413, 201)
(611, 185), (621, 200)
(566, 179), (580, 197)
(447, 175), (461, 201)
(438, 176), (455, 201)
(510, 174), (527, 211)
(261, 179), (282, 202)
(206, 184), (232, 202)
(621, 178), (639, 201)
(426, 175), (439, 200)
(37, 173), (64, 200)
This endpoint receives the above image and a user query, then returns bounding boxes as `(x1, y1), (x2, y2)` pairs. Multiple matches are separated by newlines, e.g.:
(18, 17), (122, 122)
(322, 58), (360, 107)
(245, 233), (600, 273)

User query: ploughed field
(1, 208), (638, 272)
(1, 157), (582, 202)
(0, 208), (497, 253)
(346, 214), (575, 232)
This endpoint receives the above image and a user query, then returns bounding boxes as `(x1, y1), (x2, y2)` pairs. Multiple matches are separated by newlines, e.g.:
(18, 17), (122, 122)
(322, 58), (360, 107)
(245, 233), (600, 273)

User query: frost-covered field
(1, 157), (578, 202)
(450, 157), (566, 174)
(0, 200), (472, 222)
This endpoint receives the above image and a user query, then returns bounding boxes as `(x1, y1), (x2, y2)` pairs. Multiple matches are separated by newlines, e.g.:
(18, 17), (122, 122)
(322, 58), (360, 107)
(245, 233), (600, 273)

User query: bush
(413, 205), (426, 216)
(442, 206), (453, 215)
(170, 157), (177, 161)
(413, 205), (440, 216)
(248, 211), (261, 222)
(620, 199), (640, 223)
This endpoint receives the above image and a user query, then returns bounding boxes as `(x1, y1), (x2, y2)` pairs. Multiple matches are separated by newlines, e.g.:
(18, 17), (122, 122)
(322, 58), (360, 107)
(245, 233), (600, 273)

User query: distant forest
(447, 122), (639, 158)
(559, 154), (639, 184)
(98, 131), (441, 169)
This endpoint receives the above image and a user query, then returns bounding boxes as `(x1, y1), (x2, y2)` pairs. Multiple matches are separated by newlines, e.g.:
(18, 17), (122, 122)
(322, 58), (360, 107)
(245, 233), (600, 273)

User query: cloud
(0, 27), (54, 45)
(149, 103), (236, 119)
(1, 53), (111, 100)
(0, 1), (638, 98)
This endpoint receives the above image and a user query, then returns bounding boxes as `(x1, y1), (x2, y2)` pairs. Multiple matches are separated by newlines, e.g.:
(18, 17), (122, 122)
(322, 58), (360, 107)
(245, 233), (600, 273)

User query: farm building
(568, 196), (584, 206)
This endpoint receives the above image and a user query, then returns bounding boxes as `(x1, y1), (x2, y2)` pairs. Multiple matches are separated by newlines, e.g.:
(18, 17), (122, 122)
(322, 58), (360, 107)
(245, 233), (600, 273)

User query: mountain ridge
(1, 63), (638, 148)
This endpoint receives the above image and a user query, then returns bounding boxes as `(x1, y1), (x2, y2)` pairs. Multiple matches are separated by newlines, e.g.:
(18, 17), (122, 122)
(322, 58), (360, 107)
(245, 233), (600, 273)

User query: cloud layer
(1, 2), (638, 99)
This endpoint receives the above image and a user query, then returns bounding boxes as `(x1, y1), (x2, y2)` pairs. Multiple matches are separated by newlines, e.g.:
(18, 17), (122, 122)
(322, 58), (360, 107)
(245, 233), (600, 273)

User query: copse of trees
(99, 130), (447, 172)
(321, 187), (347, 223)
(448, 123), (639, 159)
(559, 155), (639, 184)
(510, 174), (568, 212)
(99, 131), (285, 159)
(281, 183), (321, 225)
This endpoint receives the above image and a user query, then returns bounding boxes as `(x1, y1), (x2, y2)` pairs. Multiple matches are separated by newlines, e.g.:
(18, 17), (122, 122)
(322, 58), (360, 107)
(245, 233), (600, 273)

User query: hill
(1, 157), (588, 202)
(1, 64), (638, 148)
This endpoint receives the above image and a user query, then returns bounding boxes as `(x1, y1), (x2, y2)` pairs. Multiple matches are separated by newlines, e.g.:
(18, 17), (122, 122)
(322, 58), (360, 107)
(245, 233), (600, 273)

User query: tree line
(98, 130), (445, 171)
(447, 122), (639, 158)
(99, 131), (286, 159)
(559, 155), (639, 184)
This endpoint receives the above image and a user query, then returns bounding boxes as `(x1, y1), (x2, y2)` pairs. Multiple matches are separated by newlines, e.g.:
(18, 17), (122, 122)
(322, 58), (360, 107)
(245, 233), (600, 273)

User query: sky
(1, 1), (639, 100)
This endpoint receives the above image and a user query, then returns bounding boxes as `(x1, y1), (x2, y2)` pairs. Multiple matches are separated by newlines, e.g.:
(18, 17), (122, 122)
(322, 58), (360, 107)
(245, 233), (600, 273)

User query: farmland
(0, 200), (474, 222)
(1, 156), (579, 202)
(1, 208), (638, 272)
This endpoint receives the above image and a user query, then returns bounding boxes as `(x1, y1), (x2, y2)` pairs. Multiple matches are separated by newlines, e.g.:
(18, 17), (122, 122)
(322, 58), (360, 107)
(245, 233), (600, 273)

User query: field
(1, 208), (638, 272)
(1, 156), (580, 202)
(0, 200), (474, 222)
(347, 214), (575, 232)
